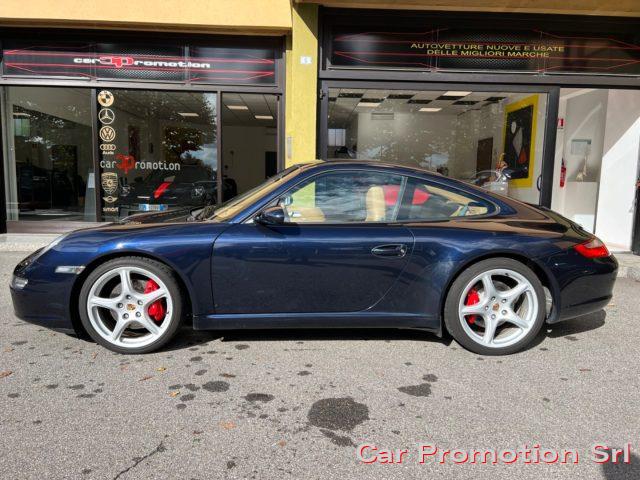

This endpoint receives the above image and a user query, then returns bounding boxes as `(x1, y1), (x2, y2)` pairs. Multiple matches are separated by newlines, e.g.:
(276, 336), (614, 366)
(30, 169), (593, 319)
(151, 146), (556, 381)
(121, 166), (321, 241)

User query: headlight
(11, 275), (28, 289)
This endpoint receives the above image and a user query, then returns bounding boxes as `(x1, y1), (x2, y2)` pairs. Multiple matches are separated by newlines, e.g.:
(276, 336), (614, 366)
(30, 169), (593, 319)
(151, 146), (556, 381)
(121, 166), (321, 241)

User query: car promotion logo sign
(115, 154), (136, 175)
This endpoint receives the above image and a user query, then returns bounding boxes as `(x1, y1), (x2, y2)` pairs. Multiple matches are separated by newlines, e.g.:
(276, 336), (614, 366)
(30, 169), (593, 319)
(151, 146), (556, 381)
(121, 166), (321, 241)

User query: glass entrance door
(323, 86), (552, 205)
(4, 86), (95, 230)
(220, 93), (279, 200)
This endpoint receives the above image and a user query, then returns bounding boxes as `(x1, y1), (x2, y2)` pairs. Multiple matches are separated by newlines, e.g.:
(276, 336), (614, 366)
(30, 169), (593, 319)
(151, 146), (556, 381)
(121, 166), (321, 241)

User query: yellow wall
(285, 4), (319, 165)
(0, 0), (292, 33)
(297, 0), (640, 17)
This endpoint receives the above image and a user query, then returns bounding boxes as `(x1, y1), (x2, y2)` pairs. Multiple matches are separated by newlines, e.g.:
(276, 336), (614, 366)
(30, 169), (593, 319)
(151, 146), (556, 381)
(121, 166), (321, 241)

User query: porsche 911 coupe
(10, 161), (617, 355)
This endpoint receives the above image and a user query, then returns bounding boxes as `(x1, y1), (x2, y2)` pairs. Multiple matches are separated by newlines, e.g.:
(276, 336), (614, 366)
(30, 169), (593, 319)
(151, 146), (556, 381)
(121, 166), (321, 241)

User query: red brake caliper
(144, 279), (166, 323)
(465, 288), (480, 325)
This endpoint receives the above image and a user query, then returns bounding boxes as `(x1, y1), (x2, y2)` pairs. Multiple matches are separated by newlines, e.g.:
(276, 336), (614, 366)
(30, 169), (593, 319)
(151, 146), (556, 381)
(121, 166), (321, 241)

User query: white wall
(550, 89), (608, 232)
(354, 111), (458, 171)
(594, 90), (640, 251)
(453, 102), (502, 178)
(222, 126), (277, 193)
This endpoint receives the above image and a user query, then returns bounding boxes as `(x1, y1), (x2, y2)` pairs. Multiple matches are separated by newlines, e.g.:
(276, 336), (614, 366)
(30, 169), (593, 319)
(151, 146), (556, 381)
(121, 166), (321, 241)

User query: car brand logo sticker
(97, 90), (114, 107)
(101, 172), (118, 196)
(100, 143), (116, 155)
(98, 108), (115, 125)
(103, 196), (118, 204)
(99, 126), (116, 142)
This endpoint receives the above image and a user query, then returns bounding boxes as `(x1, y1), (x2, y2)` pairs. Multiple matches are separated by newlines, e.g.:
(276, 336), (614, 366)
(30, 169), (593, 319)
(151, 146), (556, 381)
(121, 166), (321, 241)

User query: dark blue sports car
(10, 161), (617, 355)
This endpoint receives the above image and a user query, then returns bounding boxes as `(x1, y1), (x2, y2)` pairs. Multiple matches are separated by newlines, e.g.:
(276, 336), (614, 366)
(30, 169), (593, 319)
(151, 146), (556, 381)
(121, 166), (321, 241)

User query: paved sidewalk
(0, 234), (59, 253)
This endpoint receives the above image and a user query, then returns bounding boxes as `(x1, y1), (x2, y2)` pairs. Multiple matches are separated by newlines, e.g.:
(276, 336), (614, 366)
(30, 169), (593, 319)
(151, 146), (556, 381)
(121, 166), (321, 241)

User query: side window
(278, 171), (406, 223)
(397, 178), (494, 221)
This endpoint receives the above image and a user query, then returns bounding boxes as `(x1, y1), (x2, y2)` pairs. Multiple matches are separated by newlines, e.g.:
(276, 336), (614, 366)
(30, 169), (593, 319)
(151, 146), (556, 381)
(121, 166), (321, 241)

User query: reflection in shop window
(3, 87), (95, 227)
(96, 90), (218, 221)
(326, 88), (548, 205)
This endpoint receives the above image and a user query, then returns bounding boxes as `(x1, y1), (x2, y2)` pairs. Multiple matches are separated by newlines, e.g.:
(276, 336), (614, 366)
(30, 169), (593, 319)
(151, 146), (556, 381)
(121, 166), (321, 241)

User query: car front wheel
(79, 257), (183, 354)
(444, 258), (546, 355)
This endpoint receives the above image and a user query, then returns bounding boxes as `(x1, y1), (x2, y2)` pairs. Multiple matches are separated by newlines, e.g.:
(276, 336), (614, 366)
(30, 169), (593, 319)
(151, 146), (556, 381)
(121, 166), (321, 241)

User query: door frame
(318, 80), (560, 207)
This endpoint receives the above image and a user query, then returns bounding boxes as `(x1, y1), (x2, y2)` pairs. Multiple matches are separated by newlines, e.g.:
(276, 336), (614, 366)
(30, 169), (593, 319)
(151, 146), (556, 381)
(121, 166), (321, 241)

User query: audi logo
(100, 144), (117, 151)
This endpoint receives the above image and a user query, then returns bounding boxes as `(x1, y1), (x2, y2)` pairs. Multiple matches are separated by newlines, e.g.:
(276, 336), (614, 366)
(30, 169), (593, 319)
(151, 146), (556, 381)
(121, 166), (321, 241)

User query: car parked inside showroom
(10, 161), (617, 355)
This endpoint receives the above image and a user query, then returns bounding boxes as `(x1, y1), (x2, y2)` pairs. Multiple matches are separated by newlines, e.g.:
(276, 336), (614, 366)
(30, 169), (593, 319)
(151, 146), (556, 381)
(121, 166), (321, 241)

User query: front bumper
(10, 254), (78, 333)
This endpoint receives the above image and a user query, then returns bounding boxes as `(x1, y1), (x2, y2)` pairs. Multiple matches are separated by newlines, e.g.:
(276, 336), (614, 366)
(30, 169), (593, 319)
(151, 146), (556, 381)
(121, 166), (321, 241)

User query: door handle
(371, 244), (408, 258)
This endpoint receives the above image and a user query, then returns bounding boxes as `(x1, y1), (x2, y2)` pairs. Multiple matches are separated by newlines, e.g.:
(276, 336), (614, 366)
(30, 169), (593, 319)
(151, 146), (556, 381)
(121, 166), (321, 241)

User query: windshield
(205, 164), (305, 222)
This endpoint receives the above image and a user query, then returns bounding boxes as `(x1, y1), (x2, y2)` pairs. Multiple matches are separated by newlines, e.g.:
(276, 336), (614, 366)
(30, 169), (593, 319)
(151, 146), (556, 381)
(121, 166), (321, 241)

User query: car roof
(296, 160), (444, 178)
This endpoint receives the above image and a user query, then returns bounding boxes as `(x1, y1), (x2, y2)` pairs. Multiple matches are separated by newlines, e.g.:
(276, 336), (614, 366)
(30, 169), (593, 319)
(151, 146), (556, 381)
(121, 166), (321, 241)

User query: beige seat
(365, 186), (386, 222)
(285, 205), (326, 223)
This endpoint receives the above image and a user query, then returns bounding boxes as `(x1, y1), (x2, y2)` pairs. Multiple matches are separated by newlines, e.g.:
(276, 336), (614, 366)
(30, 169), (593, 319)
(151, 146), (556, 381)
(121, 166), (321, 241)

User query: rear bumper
(544, 253), (618, 323)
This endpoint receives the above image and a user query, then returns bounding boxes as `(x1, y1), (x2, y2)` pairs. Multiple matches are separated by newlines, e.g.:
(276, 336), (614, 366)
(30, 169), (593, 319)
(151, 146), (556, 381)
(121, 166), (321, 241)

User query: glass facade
(0, 33), (283, 232)
(327, 88), (549, 204)
(4, 87), (95, 223)
(1, 88), (281, 229)
(97, 90), (218, 221)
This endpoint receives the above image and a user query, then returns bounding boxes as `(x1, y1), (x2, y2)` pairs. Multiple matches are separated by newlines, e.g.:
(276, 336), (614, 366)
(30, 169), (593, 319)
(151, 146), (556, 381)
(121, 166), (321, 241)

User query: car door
(211, 169), (415, 314)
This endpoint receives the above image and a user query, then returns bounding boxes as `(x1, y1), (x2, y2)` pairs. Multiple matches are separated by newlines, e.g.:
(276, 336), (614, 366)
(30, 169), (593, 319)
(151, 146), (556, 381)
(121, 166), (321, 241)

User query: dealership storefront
(317, 9), (640, 253)
(1, 5), (640, 254)
(0, 30), (284, 232)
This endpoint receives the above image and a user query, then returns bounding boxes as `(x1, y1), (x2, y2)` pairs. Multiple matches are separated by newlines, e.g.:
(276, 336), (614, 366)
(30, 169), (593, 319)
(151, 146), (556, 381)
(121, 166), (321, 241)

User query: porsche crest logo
(101, 172), (118, 196)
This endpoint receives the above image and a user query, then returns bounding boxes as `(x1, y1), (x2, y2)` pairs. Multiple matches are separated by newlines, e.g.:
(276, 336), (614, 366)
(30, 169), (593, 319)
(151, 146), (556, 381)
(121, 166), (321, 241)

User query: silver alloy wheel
(86, 266), (173, 349)
(458, 268), (538, 348)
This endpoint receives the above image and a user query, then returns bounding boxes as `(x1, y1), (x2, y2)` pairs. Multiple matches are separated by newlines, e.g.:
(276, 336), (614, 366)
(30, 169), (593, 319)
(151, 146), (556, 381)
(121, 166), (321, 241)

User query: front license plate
(138, 203), (168, 212)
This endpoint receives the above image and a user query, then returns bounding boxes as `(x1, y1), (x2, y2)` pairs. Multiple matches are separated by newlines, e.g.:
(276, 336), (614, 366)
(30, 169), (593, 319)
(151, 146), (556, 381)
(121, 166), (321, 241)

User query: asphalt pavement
(1, 251), (639, 480)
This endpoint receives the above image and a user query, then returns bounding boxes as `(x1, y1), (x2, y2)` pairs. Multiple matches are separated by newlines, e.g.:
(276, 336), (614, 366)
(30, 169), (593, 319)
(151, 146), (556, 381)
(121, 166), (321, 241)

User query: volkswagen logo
(99, 126), (116, 142)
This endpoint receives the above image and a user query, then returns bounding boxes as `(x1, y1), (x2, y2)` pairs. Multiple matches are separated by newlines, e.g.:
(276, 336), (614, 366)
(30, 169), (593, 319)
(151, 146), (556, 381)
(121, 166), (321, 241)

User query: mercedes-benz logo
(98, 108), (115, 125)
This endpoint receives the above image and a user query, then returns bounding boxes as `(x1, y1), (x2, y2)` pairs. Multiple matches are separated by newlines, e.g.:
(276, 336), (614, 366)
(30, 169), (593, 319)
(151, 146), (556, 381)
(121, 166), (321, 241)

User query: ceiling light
(358, 102), (380, 108)
(443, 91), (472, 97)
(255, 115), (273, 120)
(227, 105), (249, 110)
(419, 107), (442, 112)
(178, 112), (199, 117)
(13, 112), (30, 117)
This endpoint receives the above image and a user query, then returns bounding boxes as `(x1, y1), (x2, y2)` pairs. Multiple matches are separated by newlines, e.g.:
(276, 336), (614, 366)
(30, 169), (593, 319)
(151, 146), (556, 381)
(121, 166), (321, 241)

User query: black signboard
(1, 39), (277, 85)
(330, 25), (640, 75)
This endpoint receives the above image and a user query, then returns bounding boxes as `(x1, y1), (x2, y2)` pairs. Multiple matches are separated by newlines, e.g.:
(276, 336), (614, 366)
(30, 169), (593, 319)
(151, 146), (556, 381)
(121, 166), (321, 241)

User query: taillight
(574, 238), (610, 258)
(153, 181), (172, 199)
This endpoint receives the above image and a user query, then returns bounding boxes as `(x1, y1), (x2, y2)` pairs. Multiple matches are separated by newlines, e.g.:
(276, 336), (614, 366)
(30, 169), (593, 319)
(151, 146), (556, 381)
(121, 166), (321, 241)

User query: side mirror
(255, 205), (286, 225)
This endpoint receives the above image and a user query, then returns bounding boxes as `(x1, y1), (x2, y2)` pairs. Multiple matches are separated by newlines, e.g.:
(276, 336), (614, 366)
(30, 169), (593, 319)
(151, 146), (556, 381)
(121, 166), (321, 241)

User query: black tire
(79, 256), (183, 354)
(444, 257), (546, 356)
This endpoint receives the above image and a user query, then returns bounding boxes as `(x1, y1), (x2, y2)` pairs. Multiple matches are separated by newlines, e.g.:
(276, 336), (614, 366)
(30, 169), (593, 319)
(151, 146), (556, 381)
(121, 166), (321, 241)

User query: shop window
(326, 88), (549, 205)
(220, 93), (279, 200)
(3, 86), (95, 228)
(96, 90), (218, 221)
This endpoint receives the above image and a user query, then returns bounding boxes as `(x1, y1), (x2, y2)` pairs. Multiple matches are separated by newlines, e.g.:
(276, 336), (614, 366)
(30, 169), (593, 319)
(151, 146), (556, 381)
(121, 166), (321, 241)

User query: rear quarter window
(397, 178), (495, 221)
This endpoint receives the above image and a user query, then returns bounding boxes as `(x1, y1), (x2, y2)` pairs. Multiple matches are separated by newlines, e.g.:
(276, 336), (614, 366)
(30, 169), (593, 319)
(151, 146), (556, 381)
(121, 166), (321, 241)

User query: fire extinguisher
(560, 158), (566, 188)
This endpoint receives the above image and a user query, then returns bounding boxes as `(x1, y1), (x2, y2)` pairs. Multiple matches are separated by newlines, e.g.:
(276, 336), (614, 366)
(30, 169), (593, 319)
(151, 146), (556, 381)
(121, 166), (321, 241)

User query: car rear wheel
(444, 258), (545, 355)
(79, 257), (183, 354)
